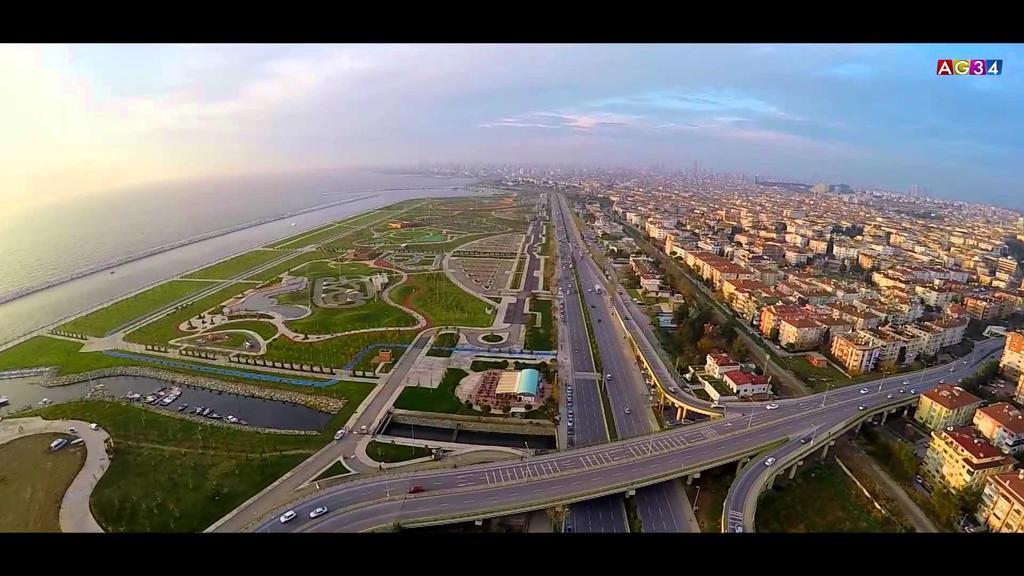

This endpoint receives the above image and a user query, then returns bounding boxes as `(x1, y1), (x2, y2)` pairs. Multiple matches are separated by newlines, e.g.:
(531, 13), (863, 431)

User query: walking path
(837, 441), (938, 533)
(0, 416), (111, 533)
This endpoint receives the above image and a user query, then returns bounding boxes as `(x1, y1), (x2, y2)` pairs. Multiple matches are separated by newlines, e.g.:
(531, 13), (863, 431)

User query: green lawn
(403, 232), (506, 254)
(756, 463), (903, 533)
(398, 272), (494, 328)
(393, 368), (474, 414)
(782, 356), (850, 392)
(124, 283), (246, 346)
(183, 250), (285, 280)
(313, 460), (352, 481)
(367, 441), (431, 463)
(212, 320), (279, 341)
(179, 331), (252, 351)
(525, 299), (554, 351)
(427, 332), (460, 357)
(58, 280), (217, 337)
(510, 258), (525, 289)
(244, 251), (343, 282)
(0, 336), (136, 375)
(286, 299), (417, 335)
(685, 469), (733, 533)
(481, 334), (503, 343)
(0, 433), (86, 532)
(267, 222), (341, 249)
(264, 329), (416, 368)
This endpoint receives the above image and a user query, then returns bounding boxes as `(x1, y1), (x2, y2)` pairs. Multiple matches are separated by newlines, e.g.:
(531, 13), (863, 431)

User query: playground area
(312, 273), (389, 309)
(449, 257), (515, 295)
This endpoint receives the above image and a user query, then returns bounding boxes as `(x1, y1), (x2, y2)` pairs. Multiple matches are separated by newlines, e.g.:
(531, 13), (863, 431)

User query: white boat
(0, 395), (9, 406)
(39, 398), (51, 405)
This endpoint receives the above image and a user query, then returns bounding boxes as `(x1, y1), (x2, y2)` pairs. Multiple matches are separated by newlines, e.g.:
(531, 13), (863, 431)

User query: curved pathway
(0, 416), (111, 533)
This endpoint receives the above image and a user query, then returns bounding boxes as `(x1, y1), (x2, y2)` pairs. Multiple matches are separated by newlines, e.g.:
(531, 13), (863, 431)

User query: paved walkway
(0, 416), (111, 533)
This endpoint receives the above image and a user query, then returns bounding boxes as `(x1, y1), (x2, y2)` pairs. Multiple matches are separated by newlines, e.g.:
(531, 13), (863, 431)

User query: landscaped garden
(525, 299), (554, 351)
(124, 283), (247, 346)
(427, 332), (460, 357)
(393, 368), (474, 415)
(58, 280), (217, 337)
(395, 272), (494, 328)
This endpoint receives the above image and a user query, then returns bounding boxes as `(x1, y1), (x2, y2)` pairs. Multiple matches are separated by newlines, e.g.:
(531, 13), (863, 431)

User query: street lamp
(821, 382), (833, 408)
(693, 485), (701, 513)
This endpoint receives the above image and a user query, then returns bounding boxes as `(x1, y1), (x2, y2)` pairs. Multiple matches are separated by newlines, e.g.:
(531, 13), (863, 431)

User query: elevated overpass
(723, 338), (1004, 533)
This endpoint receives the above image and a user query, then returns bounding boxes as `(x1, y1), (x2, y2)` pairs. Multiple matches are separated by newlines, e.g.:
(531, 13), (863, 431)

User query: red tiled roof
(923, 384), (982, 411)
(943, 426), (1005, 460)
(977, 403), (1024, 434)
(723, 370), (769, 386)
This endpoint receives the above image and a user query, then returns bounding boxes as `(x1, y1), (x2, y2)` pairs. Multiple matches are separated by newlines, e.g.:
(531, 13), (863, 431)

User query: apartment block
(920, 426), (1016, 491)
(974, 402), (1024, 455)
(978, 471), (1024, 533)
(915, 384), (984, 431)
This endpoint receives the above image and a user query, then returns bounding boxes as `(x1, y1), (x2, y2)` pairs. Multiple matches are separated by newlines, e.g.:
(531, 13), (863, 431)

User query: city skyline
(1, 43), (1022, 214)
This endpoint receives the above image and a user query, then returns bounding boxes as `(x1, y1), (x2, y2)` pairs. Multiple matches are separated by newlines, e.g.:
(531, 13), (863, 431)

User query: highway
(556, 194), (697, 532)
(252, 331), (1004, 533)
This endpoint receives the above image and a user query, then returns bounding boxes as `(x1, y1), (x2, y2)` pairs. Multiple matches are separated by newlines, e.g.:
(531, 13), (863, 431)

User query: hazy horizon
(2, 43), (1021, 212)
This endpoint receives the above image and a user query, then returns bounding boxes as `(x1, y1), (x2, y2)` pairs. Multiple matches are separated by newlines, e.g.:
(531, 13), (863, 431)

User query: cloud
(589, 90), (780, 114)
(478, 111), (642, 131)
(826, 62), (874, 78)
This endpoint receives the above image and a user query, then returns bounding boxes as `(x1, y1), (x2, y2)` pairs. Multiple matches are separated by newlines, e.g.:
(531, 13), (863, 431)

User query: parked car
(279, 510), (297, 524)
(89, 423), (99, 430)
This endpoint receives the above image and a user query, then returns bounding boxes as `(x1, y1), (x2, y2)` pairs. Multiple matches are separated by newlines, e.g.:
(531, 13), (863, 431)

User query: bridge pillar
(821, 441), (835, 460)
(902, 406), (910, 418)
(686, 472), (701, 485)
(854, 421), (863, 434)
(788, 462), (799, 480)
(880, 411), (888, 426)
(627, 489), (636, 497)
(766, 473), (776, 490)
(736, 457), (749, 474)
(474, 519), (484, 526)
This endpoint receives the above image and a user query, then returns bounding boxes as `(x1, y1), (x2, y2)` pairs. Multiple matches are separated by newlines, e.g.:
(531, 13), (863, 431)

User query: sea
(0, 169), (479, 345)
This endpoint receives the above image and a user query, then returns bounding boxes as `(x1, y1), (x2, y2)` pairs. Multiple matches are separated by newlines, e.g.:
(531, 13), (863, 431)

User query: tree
(697, 336), (716, 355)
(889, 440), (917, 483)
(731, 339), (749, 362)
(931, 486), (961, 527)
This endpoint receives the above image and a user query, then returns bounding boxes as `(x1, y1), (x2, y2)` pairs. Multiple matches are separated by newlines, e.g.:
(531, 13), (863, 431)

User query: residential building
(915, 384), (984, 431)
(1000, 330), (1024, 381)
(721, 370), (772, 398)
(778, 316), (825, 351)
(978, 471), (1024, 533)
(705, 353), (740, 379)
(830, 331), (882, 375)
(920, 426), (1016, 491)
(974, 402), (1024, 455)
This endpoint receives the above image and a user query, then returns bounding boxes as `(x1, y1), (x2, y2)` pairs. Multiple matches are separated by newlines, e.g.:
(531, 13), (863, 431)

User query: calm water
(0, 170), (478, 344)
(0, 375), (331, 431)
(384, 423), (556, 450)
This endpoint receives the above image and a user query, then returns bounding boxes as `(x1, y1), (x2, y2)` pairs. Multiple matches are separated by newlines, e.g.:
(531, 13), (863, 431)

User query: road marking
(458, 483), (471, 487)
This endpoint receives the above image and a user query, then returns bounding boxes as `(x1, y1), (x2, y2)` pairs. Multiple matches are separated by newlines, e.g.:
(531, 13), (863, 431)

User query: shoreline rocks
(42, 366), (344, 414)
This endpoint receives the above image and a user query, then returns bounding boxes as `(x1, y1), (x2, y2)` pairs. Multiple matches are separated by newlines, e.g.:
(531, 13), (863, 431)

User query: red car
(408, 485), (426, 494)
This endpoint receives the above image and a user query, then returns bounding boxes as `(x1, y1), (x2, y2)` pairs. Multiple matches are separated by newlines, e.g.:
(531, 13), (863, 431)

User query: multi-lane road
(241, 193), (1007, 534)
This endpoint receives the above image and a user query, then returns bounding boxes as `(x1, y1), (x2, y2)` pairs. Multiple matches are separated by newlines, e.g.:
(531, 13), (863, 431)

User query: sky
(1, 43), (1022, 211)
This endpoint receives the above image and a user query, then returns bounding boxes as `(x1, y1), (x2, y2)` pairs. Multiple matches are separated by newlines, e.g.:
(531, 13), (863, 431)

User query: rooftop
(977, 402), (1024, 434)
(922, 384), (982, 411)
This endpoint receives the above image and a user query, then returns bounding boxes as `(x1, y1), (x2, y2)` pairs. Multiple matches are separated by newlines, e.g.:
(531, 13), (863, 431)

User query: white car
(859, 388), (869, 394)
(764, 457), (776, 466)
(279, 510), (297, 524)
(89, 423), (99, 431)
(902, 381), (909, 386)
(333, 429), (346, 441)
(309, 506), (328, 519)
(858, 405), (867, 411)
(886, 394), (894, 399)
(624, 407), (631, 415)
(765, 403), (779, 410)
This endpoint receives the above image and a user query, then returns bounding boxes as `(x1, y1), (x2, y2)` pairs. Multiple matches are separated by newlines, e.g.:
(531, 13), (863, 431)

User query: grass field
(397, 272), (494, 328)
(525, 299), (554, 351)
(244, 251), (342, 282)
(124, 283), (246, 346)
(183, 250), (285, 280)
(313, 460), (352, 481)
(0, 336), (136, 375)
(393, 368), (474, 414)
(510, 258), (525, 290)
(781, 356), (850, 391)
(212, 320), (279, 341)
(402, 231), (505, 254)
(267, 222), (340, 249)
(685, 468), (733, 533)
(180, 331), (252, 351)
(427, 331), (459, 357)
(27, 401), (327, 532)
(0, 433), (86, 532)
(58, 280), (217, 337)
(367, 441), (431, 463)
(286, 299), (417, 335)
(756, 463), (902, 533)
(264, 329), (416, 368)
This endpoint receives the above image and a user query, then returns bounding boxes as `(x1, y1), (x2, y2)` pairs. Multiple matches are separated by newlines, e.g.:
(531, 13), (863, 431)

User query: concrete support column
(685, 472), (701, 485)
(821, 441), (834, 460)
(788, 463), (799, 480)
(766, 473), (776, 490)
(880, 411), (888, 426)
(902, 406), (910, 418)
(676, 405), (684, 421)
(854, 421), (863, 434)
(736, 457), (749, 474)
